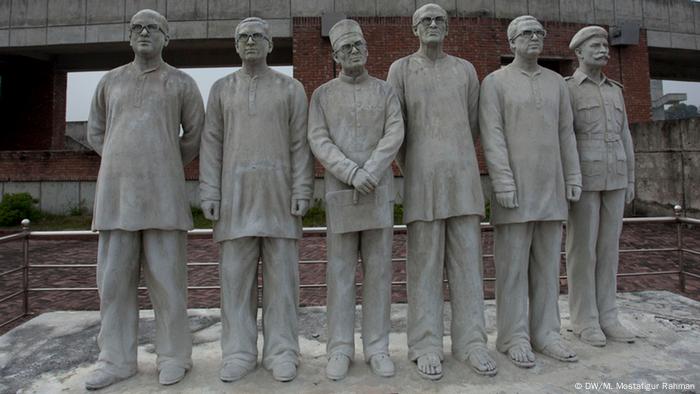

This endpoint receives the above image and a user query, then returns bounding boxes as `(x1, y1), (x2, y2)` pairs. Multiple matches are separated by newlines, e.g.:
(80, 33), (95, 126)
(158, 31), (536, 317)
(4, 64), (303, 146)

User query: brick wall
(0, 151), (200, 182)
(293, 16), (651, 122)
(294, 16), (652, 176)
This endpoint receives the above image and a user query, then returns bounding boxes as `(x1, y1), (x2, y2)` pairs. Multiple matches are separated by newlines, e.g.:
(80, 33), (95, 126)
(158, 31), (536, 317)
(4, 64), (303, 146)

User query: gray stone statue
(198, 17), (314, 382)
(307, 19), (404, 381)
(565, 26), (636, 347)
(479, 15), (582, 368)
(386, 3), (496, 380)
(85, 9), (204, 390)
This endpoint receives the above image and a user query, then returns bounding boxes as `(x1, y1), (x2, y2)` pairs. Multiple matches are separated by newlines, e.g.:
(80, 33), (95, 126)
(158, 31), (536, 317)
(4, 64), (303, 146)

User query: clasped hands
(351, 168), (379, 195)
(494, 184), (582, 209)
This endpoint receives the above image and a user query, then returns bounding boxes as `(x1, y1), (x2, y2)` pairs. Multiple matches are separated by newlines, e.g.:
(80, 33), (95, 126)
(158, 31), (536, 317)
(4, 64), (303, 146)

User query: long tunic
(479, 64), (581, 225)
(387, 53), (484, 223)
(199, 68), (314, 242)
(566, 69), (634, 191)
(87, 61), (204, 231)
(307, 71), (404, 232)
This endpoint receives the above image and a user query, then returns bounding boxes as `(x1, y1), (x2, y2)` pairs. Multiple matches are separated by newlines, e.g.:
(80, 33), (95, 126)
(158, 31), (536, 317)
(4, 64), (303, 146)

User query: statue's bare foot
(467, 347), (498, 376)
(416, 352), (443, 380)
(541, 340), (578, 363)
(507, 343), (535, 368)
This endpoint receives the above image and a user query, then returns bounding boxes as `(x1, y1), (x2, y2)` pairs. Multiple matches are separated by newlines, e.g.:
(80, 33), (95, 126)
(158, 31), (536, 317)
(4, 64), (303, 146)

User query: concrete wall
(0, 0), (698, 50)
(631, 117), (700, 216)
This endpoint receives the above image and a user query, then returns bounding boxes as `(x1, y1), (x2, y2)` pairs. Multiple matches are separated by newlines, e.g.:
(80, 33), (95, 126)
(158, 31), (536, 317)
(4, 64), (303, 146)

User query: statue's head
(412, 3), (448, 45)
(570, 26), (609, 68)
(507, 15), (545, 59)
(329, 19), (368, 73)
(235, 17), (273, 63)
(129, 9), (169, 58)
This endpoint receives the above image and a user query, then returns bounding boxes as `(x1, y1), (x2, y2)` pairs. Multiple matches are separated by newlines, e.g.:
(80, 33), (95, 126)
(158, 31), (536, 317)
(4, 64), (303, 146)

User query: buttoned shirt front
(308, 71), (404, 187)
(479, 64), (581, 225)
(387, 53), (484, 223)
(88, 61), (204, 231)
(566, 68), (634, 191)
(199, 68), (314, 242)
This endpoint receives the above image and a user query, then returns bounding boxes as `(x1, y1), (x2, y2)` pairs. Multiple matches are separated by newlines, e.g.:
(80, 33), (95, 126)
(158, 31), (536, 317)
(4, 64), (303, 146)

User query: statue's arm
(307, 89), (360, 185)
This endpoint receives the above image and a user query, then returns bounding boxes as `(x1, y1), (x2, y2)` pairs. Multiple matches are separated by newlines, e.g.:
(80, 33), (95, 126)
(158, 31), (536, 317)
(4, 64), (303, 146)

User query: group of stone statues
(83, 5), (635, 390)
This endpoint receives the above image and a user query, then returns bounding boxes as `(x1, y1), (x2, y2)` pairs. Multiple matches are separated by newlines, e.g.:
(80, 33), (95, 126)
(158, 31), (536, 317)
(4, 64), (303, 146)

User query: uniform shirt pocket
(575, 97), (602, 132)
(614, 141), (627, 175)
(577, 140), (604, 176)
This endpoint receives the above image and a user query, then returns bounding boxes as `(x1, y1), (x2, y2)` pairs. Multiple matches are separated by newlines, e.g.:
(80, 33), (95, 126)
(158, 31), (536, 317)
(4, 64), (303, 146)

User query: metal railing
(1, 206), (699, 330)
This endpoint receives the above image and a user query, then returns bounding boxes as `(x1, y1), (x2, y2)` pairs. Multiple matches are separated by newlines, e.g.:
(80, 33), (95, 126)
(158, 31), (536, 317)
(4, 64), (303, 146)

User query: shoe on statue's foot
(326, 353), (351, 381)
(85, 368), (133, 390)
(577, 326), (607, 347)
(159, 365), (187, 385)
(369, 353), (395, 378)
(602, 322), (635, 343)
(416, 352), (442, 380)
(540, 340), (578, 363)
(220, 361), (255, 382)
(272, 361), (297, 382)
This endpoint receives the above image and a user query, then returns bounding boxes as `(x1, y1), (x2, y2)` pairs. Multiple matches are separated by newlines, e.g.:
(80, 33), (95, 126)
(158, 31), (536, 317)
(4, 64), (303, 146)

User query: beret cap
(569, 26), (608, 50)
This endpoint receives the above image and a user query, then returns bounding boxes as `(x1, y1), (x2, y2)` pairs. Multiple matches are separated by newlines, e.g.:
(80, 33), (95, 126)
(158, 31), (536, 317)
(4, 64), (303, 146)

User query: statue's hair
(131, 9), (169, 34)
(235, 17), (271, 39)
(412, 3), (448, 27)
(507, 15), (540, 41)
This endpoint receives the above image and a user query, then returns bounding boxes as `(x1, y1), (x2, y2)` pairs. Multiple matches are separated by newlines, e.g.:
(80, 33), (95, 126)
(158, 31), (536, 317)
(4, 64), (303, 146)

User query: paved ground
(2, 292), (698, 393)
(1, 221), (699, 335)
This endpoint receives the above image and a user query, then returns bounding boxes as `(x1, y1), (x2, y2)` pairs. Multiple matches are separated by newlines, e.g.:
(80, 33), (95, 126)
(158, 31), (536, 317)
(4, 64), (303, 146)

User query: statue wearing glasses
(307, 19), (404, 381)
(198, 17), (314, 383)
(565, 26), (636, 347)
(386, 3), (496, 380)
(85, 9), (204, 390)
(479, 15), (582, 368)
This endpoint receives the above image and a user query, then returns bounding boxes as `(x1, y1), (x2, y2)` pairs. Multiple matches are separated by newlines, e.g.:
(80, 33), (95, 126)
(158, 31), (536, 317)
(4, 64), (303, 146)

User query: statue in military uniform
(565, 26), (636, 347)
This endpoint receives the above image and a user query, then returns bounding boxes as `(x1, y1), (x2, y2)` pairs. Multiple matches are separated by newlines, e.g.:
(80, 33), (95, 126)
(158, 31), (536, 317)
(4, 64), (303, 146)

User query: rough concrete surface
(1, 291), (698, 393)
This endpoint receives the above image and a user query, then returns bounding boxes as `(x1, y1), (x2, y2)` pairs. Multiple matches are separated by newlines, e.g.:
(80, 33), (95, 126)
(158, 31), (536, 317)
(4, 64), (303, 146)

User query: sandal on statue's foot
(540, 341), (578, 363)
(506, 343), (535, 368)
(466, 347), (498, 376)
(416, 352), (442, 380)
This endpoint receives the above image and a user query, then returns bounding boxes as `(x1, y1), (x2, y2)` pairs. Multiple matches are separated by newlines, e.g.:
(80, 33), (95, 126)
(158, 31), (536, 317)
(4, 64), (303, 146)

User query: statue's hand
(625, 183), (635, 204)
(201, 200), (220, 221)
(291, 199), (310, 217)
(566, 184), (582, 202)
(351, 168), (379, 195)
(495, 191), (519, 209)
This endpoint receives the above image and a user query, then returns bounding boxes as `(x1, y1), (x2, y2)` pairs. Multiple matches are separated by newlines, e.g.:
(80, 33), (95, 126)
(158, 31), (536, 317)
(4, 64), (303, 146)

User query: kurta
(88, 61), (204, 231)
(307, 71), (404, 231)
(387, 53), (484, 223)
(566, 69), (634, 191)
(479, 64), (581, 225)
(199, 68), (314, 242)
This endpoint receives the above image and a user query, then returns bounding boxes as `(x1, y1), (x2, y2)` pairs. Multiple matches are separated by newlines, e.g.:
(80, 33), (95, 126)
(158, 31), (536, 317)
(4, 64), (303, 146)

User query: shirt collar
(573, 68), (610, 86)
(131, 60), (163, 75)
(339, 69), (369, 84)
(508, 63), (542, 78)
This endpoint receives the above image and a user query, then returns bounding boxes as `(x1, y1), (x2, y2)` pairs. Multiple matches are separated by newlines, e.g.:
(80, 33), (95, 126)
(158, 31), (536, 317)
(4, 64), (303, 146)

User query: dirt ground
(1, 221), (699, 335)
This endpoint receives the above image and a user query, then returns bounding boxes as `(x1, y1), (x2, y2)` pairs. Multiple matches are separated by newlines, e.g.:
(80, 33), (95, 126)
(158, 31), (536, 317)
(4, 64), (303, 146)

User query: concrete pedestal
(1, 291), (698, 393)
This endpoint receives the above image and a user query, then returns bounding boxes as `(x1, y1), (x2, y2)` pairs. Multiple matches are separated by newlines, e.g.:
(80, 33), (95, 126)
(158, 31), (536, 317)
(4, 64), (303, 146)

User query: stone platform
(1, 291), (699, 393)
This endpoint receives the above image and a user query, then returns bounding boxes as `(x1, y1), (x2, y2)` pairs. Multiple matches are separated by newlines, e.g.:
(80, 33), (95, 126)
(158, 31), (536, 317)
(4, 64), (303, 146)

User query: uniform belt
(576, 133), (620, 142)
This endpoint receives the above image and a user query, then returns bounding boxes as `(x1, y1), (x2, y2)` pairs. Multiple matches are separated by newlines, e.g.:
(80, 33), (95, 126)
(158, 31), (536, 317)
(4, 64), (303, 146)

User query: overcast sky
(66, 67), (699, 121)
